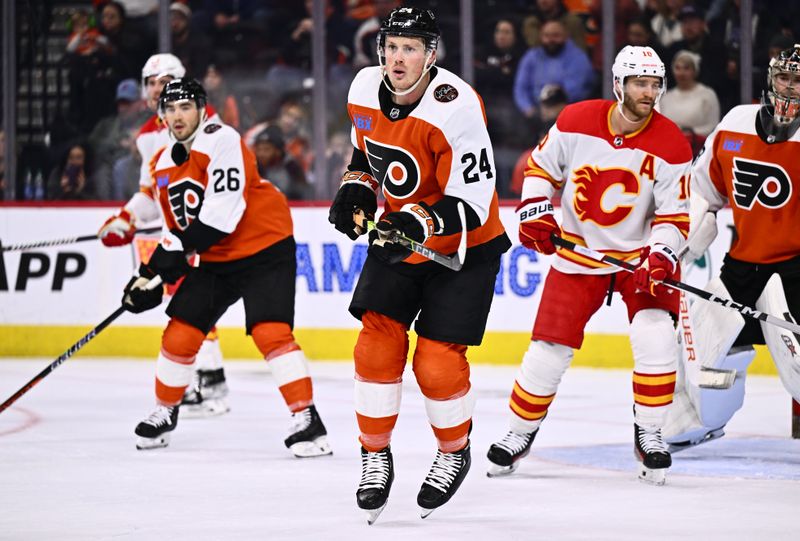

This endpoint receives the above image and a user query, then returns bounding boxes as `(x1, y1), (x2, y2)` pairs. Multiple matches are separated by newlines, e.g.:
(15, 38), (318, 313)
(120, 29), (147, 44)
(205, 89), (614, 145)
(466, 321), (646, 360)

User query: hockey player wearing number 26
(122, 78), (332, 457)
(328, 7), (510, 524)
(486, 46), (693, 486)
(663, 44), (800, 450)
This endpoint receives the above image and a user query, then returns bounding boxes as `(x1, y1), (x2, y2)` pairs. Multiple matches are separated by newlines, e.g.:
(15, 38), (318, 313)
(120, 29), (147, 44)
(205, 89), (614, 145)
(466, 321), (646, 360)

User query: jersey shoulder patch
(433, 83), (459, 103)
(204, 123), (222, 134)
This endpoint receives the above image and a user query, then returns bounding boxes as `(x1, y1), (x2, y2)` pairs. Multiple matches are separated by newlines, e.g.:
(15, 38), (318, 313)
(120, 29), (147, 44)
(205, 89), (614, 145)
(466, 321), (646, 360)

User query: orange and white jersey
(522, 99), (692, 274)
(693, 104), (800, 264)
(347, 66), (507, 263)
(150, 121), (292, 263)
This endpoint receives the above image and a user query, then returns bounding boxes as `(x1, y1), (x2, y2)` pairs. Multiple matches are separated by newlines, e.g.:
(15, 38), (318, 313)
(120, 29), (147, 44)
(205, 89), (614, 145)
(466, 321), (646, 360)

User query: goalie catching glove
(517, 197), (560, 254)
(369, 202), (442, 265)
(633, 244), (678, 296)
(329, 171), (379, 240)
(98, 209), (136, 247)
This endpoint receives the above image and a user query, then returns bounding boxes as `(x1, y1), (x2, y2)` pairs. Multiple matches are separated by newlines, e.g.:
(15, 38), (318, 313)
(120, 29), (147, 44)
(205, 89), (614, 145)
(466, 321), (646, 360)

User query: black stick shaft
(1, 227), (161, 252)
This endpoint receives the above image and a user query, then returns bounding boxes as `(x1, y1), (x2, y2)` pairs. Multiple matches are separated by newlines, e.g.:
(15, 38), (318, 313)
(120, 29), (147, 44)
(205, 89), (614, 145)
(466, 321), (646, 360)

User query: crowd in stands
(19, 0), (800, 202)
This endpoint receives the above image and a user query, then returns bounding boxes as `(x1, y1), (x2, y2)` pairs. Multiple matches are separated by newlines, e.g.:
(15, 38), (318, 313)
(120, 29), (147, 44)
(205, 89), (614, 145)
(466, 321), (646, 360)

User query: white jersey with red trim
(693, 104), (800, 264)
(346, 66), (507, 262)
(521, 99), (692, 274)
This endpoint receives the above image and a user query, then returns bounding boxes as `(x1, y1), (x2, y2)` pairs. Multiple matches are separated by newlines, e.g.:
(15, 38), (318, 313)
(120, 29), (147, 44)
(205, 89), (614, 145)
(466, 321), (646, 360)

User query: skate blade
(135, 433), (171, 450)
(364, 503), (387, 525)
(486, 461), (519, 478)
(638, 465), (667, 486)
(420, 506), (436, 519)
(289, 435), (333, 458)
(180, 399), (230, 419)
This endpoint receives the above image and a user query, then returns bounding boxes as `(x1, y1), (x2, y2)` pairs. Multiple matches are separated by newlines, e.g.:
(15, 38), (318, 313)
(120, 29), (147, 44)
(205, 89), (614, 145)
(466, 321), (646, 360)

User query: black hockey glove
(368, 203), (440, 265)
(122, 276), (163, 314)
(142, 242), (191, 285)
(329, 171), (378, 240)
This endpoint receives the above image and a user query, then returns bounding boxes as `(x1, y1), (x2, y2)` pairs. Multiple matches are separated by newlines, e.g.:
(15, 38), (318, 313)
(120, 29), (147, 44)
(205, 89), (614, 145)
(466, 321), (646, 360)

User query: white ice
(1, 359), (797, 540)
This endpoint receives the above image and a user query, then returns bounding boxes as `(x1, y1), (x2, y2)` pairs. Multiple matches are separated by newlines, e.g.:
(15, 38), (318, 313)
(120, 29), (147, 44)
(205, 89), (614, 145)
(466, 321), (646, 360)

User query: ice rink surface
(1, 359), (797, 541)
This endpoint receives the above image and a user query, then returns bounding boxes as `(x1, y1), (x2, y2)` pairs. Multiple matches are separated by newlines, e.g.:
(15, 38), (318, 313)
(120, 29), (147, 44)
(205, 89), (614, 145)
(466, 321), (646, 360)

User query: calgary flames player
(121, 78), (331, 457)
(97, 53), (228, 418)
(664, 44), (800, 450)
(328, 7), (510, 523)
(486, 45), (692, 486)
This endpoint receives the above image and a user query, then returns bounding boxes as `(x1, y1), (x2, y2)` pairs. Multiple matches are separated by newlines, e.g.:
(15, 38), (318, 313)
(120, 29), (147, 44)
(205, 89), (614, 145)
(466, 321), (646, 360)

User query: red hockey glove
(633, 244), (679, 296)
(517, 197), (560, 255)
(98, 209), (135, 247)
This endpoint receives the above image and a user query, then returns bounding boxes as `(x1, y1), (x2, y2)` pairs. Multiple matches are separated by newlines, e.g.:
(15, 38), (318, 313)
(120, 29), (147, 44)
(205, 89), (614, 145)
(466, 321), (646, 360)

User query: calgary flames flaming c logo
(572, 166), (640, 227)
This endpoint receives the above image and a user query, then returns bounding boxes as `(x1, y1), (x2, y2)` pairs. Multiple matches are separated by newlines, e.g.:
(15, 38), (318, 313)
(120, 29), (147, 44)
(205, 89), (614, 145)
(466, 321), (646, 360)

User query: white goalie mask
(612, 46), (666, 109)
(141, 53), (186, 99)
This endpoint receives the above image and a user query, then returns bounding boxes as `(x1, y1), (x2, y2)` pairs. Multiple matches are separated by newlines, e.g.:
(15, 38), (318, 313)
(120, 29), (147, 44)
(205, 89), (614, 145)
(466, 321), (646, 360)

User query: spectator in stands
(109, 125), (142, 200)
(254, 126), (311, 200)
(98, 1), (150, 80)
(588, 1), (643, 70)
(352, 0), (400, 70)
(244, 99), (313, 175)
(707, 0), (786, 67)
(665, 5), (727, 97)
(513, 20), (594, 119)
(650, 0), (685, 49)
(66, 8), (109, 57)
(522, 0), (587, 51)
(625, 17), (666, 60)
(475, 18), (526, 146)
(659, 50), (720, 137)
(170, 2), (213, 79)
(46, 143), (97, 201)
(88, 78), (149, 199)
(204, 65), (240, 131)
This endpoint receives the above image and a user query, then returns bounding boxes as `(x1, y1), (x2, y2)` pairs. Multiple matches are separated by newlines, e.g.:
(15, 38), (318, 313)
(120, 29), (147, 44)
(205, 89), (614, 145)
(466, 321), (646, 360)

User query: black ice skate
(180, 368), (230, 419)
(634, 423), (672, 485)
(417, 442), (471, 519)
(284, 405), (332, 458)
(486, 428), (538, 477)
(135, 405), (179, 450)
(356, 446), (394, 525)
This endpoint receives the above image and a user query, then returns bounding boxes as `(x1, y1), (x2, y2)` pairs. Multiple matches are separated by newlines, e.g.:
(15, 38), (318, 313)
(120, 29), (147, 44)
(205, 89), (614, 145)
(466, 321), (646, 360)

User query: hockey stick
(551, 235), (800, 335)
(1, 227), (161, 252)
(0, 275), (163, 414)
(355, 203), (468, 271)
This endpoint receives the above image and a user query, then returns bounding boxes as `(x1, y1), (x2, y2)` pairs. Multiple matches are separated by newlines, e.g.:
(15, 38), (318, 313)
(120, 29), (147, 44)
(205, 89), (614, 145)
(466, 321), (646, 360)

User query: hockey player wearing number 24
(97, 54), (230, 418)
(486, 45), (693, 486)
(663, 44), (800, 450)
(328, 7), (510, 524)
(121, 78), (332, 457)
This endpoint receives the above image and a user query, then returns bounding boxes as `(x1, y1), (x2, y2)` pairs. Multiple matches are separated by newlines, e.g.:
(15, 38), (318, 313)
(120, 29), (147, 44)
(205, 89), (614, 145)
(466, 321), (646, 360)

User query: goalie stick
(1, 227), (161, 252)
(0, 276), (163, 414)
(551, 235), (800, 335)
(355, 202), (468, 271)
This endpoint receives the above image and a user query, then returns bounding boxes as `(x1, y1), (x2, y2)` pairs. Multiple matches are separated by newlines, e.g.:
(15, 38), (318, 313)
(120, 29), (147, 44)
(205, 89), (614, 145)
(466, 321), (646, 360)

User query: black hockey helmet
(759, 43), (800, 142)
(158, 78), (207, 116)
(377, 7), (440, 54)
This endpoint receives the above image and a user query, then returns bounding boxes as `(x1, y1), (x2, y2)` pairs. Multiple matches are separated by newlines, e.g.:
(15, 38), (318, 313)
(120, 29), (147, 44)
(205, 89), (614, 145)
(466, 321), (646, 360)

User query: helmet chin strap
(380, 50), (435, 97)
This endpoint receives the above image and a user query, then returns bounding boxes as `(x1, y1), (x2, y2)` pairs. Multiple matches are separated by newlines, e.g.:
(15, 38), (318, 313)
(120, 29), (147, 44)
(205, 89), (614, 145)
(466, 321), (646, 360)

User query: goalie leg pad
(756, 274), (800, 401)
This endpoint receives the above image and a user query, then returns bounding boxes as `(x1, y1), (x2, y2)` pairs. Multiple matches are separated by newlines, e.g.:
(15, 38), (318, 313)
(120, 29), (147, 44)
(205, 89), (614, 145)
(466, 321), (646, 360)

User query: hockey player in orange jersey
(121, 78), (331, 457)
(664, 44), (800, 450)
(96, 53), (229, 418)
(486, 45), (693, 486)
(328, 7), (510, 523)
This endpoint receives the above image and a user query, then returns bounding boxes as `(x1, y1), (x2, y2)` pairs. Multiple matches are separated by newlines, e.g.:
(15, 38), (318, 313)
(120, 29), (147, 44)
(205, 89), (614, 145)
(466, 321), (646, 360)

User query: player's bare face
(146, 75), (174, 111)
(384, 36), (428, 91)
(622, 76), (661, 120)
(164, 101), (200, 141)
(774, 71), (800, 99)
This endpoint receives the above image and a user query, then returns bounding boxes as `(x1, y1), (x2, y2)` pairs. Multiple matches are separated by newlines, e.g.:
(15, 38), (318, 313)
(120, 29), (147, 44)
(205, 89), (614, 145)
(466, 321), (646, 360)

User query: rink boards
(0, 204), (778, 373)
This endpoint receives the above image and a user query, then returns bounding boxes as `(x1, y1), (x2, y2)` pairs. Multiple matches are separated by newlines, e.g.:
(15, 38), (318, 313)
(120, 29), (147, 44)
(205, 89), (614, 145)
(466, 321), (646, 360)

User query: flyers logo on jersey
(572, 166), (639, 226)
(168, 178), (205, 229)
(732, 158), (793, 210)
(364, 136), (421, 199)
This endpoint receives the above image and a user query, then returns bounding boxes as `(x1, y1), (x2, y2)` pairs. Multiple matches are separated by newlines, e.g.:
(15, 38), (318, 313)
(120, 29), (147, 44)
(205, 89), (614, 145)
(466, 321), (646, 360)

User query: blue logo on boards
(156, 175), (170, 187)
(722, 138), (743, 152)
(354, 113), (373, 132)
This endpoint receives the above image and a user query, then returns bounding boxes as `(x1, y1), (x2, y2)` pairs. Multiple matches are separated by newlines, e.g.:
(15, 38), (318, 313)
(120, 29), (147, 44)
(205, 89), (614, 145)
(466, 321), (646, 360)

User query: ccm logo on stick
(0, 252), (87, 291)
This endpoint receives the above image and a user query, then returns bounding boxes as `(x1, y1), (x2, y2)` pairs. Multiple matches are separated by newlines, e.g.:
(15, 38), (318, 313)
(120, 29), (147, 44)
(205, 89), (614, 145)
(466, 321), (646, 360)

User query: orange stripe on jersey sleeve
(652, 213), (690, 239)
(524, 156), (562, 190)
